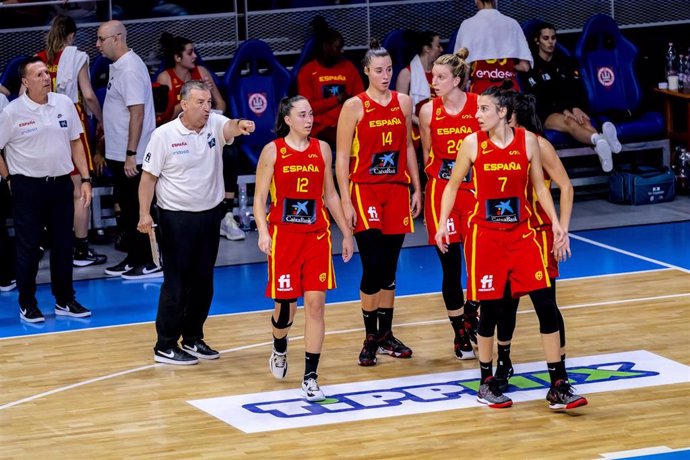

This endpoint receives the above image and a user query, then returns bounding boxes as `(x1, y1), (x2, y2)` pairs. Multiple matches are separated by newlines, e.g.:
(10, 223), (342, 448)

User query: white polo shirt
(143, 112), (232, 212)
(103, 49), (156, 163)
(0, 93), (8, 111)
(0, 92), (82, 177)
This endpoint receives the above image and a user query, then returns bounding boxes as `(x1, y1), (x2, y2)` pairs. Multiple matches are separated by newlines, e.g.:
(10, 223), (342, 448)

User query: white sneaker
(269, 348), (288, 379)
(220, 212), (245, 241)
(602, 121), (622, 154)
(594, 139), (613, 172)
(301, 377), (326, 402)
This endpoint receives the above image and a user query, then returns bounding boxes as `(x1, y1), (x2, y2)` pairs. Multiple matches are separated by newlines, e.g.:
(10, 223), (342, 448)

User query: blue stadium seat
(0, 55), (28, 100)
(381, 29), (416, 91)
(575, 14), (664, 141)
(223, 39), (290, 167)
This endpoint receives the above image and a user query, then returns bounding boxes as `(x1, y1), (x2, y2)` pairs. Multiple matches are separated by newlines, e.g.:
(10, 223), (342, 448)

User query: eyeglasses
(96, 33), (121, 43)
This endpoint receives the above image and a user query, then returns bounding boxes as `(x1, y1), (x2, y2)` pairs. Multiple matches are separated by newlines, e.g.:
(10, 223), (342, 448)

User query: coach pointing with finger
(138, 80), (255, 365)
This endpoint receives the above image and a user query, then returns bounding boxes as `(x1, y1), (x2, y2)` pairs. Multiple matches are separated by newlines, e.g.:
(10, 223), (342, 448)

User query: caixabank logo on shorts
(188, 351), (690, 433)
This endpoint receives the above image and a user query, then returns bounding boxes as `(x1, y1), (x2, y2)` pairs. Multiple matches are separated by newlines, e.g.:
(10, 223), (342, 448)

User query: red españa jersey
(468, 127), (532, 229)
(349, 91), (410, 185)
(424, 93), (480, 186)
(267, 137), (329, 232)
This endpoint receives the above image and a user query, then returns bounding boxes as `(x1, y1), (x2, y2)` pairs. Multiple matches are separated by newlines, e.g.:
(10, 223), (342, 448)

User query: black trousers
(12, 174), (74, 308)
(155, 204), (224, 350)
(0, 180), (16, 284)
(109, 160), (152, 266)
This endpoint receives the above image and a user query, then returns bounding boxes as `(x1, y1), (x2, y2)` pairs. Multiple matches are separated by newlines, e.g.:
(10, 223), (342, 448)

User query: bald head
(96, 20), (129, 61)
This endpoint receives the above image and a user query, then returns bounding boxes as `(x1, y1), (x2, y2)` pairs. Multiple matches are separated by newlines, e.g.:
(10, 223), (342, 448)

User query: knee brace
(356, 230), (383, 295)
(271, 299), (295, 329)
(380, 234), (404, 291)
(477, 299), (502, 337)
(530, 288), (559, 334)
(496, 297), (520, 342)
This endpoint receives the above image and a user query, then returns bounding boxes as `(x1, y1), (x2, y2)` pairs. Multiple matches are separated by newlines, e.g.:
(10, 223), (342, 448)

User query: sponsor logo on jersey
(188, 351), (687, 433)
(283, 198), (316, 225)
(369, 151), (398, 175)
(59, 120), (68, 128)
(474, 69), (516, 79)
(486, 197), (519, 223)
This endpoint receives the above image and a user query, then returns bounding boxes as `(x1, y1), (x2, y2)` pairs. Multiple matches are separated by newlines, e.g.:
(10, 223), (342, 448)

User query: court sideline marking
(1, 291), (688, 412)
(569, 233), (690, 274)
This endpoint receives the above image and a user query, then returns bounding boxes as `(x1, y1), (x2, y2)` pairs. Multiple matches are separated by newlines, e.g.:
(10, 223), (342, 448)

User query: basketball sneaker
(154, 347), (199, 365)
(55, 300), (91, 318)
(269, 348), (288, 379)
(377, 331), (413, 358)
(301, 377), (326, 402)
(494, 359), (514, 392)
(546, 379), (588, 410)
(220, 212), (245, 241)
(358, 333), (378, 366)
(476, 377), (513, 408)
(453, 328), (476, 360)
(73, 247), (108, 267)
(182, 340), (220, 360)
(20, 305), (45, 323)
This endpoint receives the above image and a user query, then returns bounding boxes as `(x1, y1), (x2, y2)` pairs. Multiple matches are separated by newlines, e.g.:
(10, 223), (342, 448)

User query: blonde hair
(434, 47), (470, 83)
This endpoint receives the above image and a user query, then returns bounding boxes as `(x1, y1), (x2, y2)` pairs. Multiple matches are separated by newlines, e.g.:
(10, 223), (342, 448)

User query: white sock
(590, 133), (602, 145)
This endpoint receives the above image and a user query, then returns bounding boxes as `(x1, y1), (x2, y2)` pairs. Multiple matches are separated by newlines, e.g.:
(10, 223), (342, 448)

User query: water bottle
(238, 185), (251, 230)
(665, 42), (677, 79)
(678, 55), (687, 89)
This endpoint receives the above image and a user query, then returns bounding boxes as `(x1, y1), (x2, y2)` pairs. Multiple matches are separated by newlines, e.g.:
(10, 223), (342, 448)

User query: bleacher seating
(223, 39), (290, 167)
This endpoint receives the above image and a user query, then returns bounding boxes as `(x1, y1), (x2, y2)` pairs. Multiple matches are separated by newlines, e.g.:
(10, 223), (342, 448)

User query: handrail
(0, 0), (104, 9)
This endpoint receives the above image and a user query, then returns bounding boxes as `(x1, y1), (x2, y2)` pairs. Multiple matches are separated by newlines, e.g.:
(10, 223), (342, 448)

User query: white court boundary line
(2, 291), (689, 412)
(569, 233), (690, 274)
(0, 266), (681, 342)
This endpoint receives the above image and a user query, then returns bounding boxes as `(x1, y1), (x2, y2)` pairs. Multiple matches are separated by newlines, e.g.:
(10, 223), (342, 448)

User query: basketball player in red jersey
(435, 86), (587, 410)
(418, 48), (480, 361)
(335, 40), (422, 367)
(492, 91), (574, 392)
(254, 95), (354, 402)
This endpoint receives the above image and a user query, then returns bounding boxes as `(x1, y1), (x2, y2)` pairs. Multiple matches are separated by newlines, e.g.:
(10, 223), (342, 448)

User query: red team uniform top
(349, 91), (410, 185)
(469, 58), (520, 94)
(526, 135), (553, 230)
(468, 127), (532, 229)
(267, 137), (329, 233)
(425, 94), (480, 187)
(297, 59), (364, 137)
(36, 50), (64, 92)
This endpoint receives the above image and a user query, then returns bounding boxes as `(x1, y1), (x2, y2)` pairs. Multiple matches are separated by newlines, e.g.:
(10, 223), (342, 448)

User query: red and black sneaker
(358, 334), (378, 366)
(463, 310), (479, 349)
(377, 331), (413, 358)
(546, 379), (588, 410)
(453, 327), (476, 360)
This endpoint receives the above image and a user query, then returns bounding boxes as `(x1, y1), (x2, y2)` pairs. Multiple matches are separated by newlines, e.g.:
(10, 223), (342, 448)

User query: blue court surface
(1, 221), (688, 339)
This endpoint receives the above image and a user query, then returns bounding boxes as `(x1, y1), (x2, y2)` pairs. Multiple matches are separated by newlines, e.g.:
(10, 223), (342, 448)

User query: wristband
(81, 177), (92, 184)
(2, 174), (10, 182)
(126, 150), (137, 157)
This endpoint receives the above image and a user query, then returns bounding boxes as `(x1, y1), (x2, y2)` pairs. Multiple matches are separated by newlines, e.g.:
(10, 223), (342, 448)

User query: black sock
(377, 307), (393, 336)
(74, 236), (88, 253)
(362, 309), (378, 336)
(221, 198), (232, 214)
(304, 352), (320, 380)
(480, 360), (493, 383)
(449, 314), (464, 335)
(497, 343), (511, 365)
(548, 360), (567, 385)
(464, 300), (480, 317)
(273, 335), (287, 353)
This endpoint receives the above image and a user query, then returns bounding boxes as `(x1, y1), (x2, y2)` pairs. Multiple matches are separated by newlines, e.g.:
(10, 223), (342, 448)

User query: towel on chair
(56, 46), (89, 103)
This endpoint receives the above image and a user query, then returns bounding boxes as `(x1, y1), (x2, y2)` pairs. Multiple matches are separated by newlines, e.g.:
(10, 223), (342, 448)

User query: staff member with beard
(138, 80), (254, 365)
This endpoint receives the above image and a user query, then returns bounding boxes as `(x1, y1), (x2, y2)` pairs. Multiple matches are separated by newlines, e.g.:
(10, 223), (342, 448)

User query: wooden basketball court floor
(1, 222), (689, 459)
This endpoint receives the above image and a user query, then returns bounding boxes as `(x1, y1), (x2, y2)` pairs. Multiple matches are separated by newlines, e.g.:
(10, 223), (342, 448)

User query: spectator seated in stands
(297, 17), (364, 147)
(156, 32), (226, 125)
(395, 30), (443, 150)
(522, 22), (621, 172)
